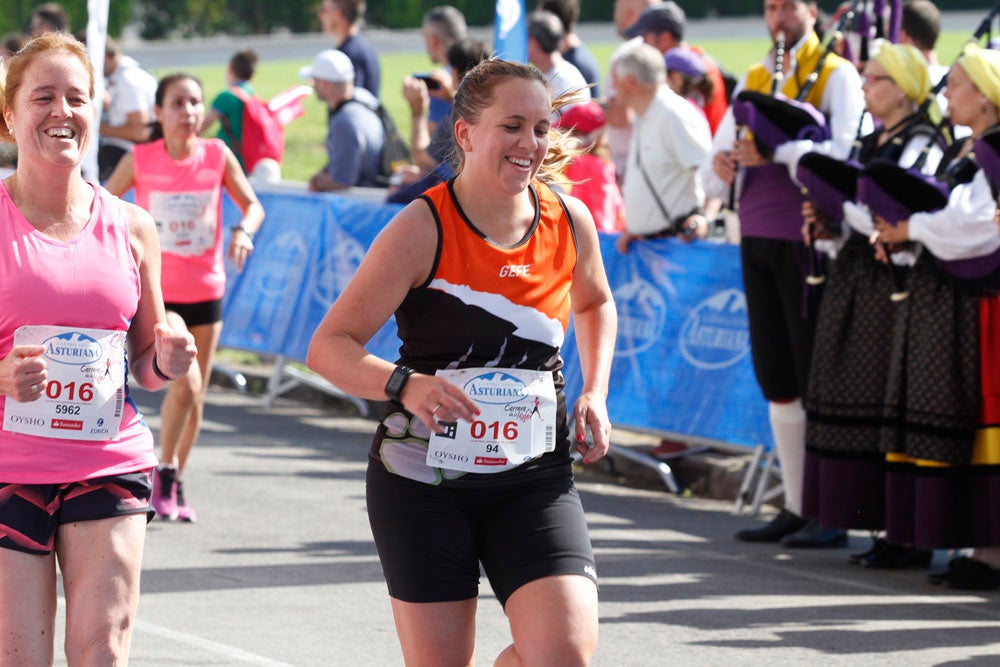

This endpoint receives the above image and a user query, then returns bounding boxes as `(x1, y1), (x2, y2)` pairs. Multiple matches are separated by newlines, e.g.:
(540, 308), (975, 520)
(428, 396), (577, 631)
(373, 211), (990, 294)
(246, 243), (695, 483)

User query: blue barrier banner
(494, 0), (528, 63)
(561, 236), (773, 450)
(221, 191), (403, 362)
(222, 190), (772, 451)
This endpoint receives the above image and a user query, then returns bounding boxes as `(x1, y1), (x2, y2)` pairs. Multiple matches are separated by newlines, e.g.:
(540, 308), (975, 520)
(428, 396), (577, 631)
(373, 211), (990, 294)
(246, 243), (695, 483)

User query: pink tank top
(0, 181), (156, 483)
(133, 138), (228, 303)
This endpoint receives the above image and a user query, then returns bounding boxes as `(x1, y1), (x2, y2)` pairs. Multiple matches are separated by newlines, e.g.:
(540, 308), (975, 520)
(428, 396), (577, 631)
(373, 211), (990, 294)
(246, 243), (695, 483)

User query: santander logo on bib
(463, 372), (529, 405)
(42, 332), (103, 366)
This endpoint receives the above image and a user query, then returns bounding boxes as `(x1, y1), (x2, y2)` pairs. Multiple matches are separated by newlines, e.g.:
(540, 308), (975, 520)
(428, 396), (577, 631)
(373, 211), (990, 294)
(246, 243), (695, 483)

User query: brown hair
(452, 58), (586, 182)
(229, 49), (258, 82)
(0, 32), (93, 143)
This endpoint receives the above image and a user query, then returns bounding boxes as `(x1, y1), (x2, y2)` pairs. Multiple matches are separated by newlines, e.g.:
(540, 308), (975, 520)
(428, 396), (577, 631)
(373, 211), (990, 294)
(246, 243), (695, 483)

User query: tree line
(1, 0), (989, 41)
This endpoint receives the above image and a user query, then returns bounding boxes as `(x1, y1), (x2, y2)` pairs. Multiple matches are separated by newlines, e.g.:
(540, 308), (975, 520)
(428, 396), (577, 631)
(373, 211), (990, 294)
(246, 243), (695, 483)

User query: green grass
(154, 31), (974, 183)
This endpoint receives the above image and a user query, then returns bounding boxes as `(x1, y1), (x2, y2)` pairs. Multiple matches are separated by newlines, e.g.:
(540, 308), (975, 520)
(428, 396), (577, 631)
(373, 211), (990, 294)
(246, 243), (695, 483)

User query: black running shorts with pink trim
(0, 470), (154, 555)
(366, 462), (598, 608)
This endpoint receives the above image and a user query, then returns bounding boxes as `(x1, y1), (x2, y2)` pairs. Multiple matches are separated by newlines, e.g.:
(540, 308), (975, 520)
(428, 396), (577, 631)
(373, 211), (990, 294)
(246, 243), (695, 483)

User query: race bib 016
(3, 325), (126, 441)
(427, 367), (556, 473)
(149, 190), (216, 257)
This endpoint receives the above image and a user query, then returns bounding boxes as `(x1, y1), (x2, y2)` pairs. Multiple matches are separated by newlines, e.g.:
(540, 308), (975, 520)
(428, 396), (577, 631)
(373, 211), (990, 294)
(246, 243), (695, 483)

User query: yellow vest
(744, 32), (848, 109)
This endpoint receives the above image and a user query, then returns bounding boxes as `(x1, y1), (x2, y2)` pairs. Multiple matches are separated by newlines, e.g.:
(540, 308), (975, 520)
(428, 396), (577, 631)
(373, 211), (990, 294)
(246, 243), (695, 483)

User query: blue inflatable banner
(494, 0), (528, 63)
(220, 191), (403, 362)
(561, 236), (773, 450)
(222, 191), (772, 451)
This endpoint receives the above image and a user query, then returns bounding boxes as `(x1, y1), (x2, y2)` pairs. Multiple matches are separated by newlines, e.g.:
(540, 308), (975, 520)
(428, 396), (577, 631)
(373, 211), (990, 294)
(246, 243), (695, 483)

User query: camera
(413, 74), (442, 91)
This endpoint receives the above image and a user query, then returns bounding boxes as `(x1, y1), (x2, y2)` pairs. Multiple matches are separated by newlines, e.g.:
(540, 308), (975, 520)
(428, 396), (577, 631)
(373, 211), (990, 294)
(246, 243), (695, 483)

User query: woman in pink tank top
(107, 74), (264, 524)
(0, 34), (196, 664)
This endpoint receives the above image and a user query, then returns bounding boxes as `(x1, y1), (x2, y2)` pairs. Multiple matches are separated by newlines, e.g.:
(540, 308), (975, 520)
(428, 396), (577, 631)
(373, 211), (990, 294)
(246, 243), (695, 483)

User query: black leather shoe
(928, 557), (969, 585)
(735, 508), (807, 543)
(861, 543), (933, 570)
(780, 519), (848, 548)
(943, 557), (1000, 590)
(849, 537), (887, 565)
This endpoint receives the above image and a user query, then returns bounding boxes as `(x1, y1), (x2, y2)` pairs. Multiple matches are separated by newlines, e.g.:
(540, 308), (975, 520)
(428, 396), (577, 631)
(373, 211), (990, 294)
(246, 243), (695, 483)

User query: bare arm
(306, 200), (478, 432)
(220, 145), (265, 271)
(564, 195), (617, 464)
(100, 109), (152, 144)
(123, 202), (197, 389)
(200, 107), (222, 135)
(402, 76), (437, 170)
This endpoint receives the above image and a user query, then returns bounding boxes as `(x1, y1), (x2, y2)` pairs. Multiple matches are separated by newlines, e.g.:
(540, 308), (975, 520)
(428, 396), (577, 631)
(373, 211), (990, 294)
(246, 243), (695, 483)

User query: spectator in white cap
(300, 49), (386, 191)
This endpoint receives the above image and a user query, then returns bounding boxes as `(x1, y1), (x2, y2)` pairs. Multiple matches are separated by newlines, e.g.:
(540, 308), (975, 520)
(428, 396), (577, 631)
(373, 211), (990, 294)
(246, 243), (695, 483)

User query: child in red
(555, 102), (625, 233)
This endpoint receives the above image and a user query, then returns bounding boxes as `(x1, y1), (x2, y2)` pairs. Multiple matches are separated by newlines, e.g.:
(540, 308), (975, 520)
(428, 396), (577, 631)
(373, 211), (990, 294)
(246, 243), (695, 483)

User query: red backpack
(222, 86), (285, 174)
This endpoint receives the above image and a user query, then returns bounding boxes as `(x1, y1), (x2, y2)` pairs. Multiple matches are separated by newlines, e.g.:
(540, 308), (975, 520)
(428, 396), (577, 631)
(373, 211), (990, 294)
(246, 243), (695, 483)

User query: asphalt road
(48, 383), (1000, 666)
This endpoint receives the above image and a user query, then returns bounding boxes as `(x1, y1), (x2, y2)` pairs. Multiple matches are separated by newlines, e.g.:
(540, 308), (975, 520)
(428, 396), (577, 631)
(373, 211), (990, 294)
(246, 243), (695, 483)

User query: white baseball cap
(298, 49), (354, 83)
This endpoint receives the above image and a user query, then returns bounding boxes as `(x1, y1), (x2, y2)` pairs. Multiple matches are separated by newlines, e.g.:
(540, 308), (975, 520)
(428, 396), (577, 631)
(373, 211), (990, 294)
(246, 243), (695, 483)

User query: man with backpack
(301, 49), (387, 191)
(201, 49), (285, 174)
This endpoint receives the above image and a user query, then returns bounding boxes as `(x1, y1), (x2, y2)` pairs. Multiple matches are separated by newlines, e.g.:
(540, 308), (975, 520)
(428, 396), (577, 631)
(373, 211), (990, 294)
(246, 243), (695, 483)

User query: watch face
(386, 366), (412, 400)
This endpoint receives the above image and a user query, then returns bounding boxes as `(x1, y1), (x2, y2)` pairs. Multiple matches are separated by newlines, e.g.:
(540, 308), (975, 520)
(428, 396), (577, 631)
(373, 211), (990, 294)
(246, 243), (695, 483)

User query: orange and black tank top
(372, 179), (579, 485)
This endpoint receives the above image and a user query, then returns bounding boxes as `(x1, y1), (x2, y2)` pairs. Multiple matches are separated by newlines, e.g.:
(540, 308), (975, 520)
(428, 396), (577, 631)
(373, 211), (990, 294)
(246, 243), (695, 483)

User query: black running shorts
(164, 298), (224, 328)
(0, 470), (154, 555)
(366, 462), (598, 607)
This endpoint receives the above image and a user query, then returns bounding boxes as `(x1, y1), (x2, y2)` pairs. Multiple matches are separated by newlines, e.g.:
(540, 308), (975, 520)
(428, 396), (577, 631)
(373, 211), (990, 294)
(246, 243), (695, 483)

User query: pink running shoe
(175, 479), (197, 523)
(152, 465), (178, 520)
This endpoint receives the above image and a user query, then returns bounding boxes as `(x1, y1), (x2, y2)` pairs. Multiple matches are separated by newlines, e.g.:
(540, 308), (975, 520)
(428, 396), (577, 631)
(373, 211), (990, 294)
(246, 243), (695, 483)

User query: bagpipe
(723, 0), (872, 284)
(795, 0), (1000, 294)
(728, 0), (878, 159)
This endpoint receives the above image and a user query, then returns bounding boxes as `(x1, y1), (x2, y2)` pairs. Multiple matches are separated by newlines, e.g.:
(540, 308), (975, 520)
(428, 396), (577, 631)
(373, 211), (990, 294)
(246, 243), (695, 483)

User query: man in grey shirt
(301, 49), (385, 191)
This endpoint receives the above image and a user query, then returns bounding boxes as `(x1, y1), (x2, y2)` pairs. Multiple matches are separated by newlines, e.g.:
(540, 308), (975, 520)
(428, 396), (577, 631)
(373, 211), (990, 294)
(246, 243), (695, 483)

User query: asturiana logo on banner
(463, 372), (529, 405)
(679, 289), (751, 370)
(613, 279), (667, 356)
(257, 231), (308, 298)
(43, 332), (103, 366)
(313, 236), (366, 305)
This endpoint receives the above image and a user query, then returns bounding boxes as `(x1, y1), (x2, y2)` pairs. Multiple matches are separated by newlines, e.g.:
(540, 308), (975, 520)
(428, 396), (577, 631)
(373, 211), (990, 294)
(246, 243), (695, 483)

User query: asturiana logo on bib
(43, 332), (103, 366)
(679, 289), (751, 370)
(463, 372), (529, 405)
(613, 279), (667, 356)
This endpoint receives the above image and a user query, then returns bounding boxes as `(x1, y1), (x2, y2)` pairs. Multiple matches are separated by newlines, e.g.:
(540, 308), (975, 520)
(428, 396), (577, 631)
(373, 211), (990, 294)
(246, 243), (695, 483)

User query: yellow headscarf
(873, 40), (930, 106)
(958, 42), (1000, 111)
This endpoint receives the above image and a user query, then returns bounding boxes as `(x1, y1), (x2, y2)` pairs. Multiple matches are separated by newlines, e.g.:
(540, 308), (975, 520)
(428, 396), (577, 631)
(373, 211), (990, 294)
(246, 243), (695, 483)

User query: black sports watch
(384, 365), (414, 403)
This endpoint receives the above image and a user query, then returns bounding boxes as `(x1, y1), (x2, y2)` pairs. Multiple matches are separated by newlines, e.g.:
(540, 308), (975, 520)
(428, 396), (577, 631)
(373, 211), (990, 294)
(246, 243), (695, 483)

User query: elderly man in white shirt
(613, 41), (711, 253)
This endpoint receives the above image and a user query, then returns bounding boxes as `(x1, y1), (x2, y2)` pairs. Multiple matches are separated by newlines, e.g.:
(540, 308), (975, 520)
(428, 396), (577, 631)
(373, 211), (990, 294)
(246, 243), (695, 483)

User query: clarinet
(801, 24), (834, 286)
(712, 32), (787, 242)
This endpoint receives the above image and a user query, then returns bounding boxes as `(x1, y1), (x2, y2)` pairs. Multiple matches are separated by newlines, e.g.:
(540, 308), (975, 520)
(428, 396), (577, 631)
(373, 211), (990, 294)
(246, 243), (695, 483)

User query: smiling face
(155, 77), (205, 141)
(4, 48), (94, 170)
(455, 77), (552, 196)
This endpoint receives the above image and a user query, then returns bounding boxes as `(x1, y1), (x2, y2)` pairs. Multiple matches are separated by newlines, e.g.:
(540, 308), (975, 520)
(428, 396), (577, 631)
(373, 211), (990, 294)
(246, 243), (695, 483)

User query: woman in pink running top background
(107, 73), (264, 523)
(0, 33), (196, 664)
